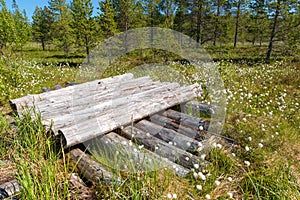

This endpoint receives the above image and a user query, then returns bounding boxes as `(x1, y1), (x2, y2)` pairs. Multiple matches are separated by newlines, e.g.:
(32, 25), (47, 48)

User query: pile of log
(9, 73), (217, 196)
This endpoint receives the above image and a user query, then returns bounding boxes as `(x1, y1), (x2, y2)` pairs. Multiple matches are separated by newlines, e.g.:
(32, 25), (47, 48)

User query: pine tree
(0, 0), (12, 51)
(173, 0), (188, 33)
(247, 0), (268, 46)
(0, 0), (30, 54)
(32, 6), (54, 50)
(159, 0), (177, 28)
(144, 0), (162, 27)
(98, 0), (117, 38)
(113, 0), (145, 32)
(266, 0), (300, 59)
(265, 0), (297, 60)
(233, 0), (242, 48)
(11, 0), (31, 51)
(48, 0), (73, 56)
(71, 0), (95, 63)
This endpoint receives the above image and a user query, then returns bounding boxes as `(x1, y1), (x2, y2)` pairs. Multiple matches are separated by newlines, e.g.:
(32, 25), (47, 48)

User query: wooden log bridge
(10, 73), (215, 184)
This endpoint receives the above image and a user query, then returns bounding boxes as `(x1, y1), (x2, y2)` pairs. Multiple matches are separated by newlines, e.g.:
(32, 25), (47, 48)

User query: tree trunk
(196, 0), (202, 46)
(124, 11), (129, 52)
(213, 0), (221, 46)
(266, 0), (281, 60)
(252, 18), (257, 46)
(234, 0), (241, 48)
(85, 35), (90, 64)
(259, 36), (262, 47)
(41, 38), (45, 51)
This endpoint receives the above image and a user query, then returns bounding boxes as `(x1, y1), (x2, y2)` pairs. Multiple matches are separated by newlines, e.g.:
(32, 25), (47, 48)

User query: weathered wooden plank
(92, 132), (190, 177)
(17, 75), (152, 121)
(162, 109), (209, 132)
(10, 73), (135, 115)
(183, 101), (216, 116)
(60, 83), (201, 147)
(69, 148), (121, 184)
(121, 126), (207, 169)
(135, 120), (202, 154)
(42, 81), (177, 128)
(40, 81), (162, 125)
(36, 76), (154, 118)
(149, 114), (205, 141)
(0, 179), (20, 197)
(160, 109), (236, 143)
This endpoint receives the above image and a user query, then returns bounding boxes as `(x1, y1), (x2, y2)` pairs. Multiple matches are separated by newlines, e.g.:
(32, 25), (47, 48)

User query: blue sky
(5, 0), (100, 21)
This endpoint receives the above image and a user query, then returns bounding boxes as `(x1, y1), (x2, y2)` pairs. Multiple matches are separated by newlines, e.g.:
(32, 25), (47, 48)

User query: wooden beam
(0, 179), (20, 197)
(59, 83), (200, 147)
(43, 81), (178, 130)
(37, 76), (154, 119)
(121, 126), (207, 169)
(149, 114), (205, 141)
(10, 73), (203, 148)
(95, 132), (190, 177)
(183, 101), (217, 116)
(69, 148), (121, 185)
(10, 73), (135, 115)
(162, 109), (209, 132)
(135, 120), (202, 154)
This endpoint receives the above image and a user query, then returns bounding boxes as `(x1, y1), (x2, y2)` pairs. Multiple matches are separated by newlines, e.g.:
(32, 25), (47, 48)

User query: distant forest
(0, 0), (299, 60)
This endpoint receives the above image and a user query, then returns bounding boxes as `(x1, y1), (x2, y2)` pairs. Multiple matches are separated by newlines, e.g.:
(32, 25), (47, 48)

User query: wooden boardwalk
(10, 73), (215, 185)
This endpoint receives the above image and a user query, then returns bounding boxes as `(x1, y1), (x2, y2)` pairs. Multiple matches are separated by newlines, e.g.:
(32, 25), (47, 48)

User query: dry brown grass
(0, 161), (16, 185)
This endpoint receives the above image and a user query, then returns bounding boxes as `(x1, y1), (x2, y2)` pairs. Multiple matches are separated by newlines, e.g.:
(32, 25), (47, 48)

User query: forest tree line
(0, 0), (299, 60)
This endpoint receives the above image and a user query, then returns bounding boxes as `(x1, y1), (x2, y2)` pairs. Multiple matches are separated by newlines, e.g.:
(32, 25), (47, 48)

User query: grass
(0, 44), (299, 199)
(0, 109), (71, 199)
(0, 58), (78, 106)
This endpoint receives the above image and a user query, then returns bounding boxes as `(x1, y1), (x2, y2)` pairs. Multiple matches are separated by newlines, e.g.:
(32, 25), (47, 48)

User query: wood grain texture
(58, 82), (200, 147)
(149, 113), (205, 141)
(121, 126), (207, 169)
(162, 109), (209, 132)
(10, 73), (135, 115)
(96, 132), (190, 177)
(135, 120), (202, 154)
(10, 73), (203, 148)
(0, 179), (20, 196)
(69, 148), (121, 184)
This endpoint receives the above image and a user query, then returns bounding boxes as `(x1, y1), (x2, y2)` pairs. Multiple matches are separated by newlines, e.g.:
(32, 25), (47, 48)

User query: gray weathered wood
(135, 120), (202, 154)
(10, 73), (203, 148)
(161, 109), (235, 143)
(183, 101), (217, 116)
(121, 126), (207, 169)
(42, 81), (179, 129)
(69, 148), (121, 184)
(92, 132), (190, 177)
(0, 179), (20, 196)
(36, 76), (154, 119)
(59, 83), (200, 147)
(10, 73), (135, 115)
(162, 109), (209, 132)
(149, 114), (205, 141)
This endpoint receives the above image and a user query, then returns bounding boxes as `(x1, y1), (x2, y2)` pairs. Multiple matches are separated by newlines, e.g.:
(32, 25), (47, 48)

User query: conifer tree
(0, 0), (30, 54)
(48, 0), (73, 56)
(32, 6), (54, 50)
(159, 0), (176, 28)
(71, 0), (95, 63)
(98, 0), (117, 38)
(113, 0), (145, 32)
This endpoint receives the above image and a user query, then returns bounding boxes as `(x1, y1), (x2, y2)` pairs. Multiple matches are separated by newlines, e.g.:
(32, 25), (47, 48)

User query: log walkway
(9, 73), (216, 190)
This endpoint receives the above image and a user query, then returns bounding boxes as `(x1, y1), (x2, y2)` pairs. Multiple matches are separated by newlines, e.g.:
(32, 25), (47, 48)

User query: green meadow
(0, 42), (299, 199)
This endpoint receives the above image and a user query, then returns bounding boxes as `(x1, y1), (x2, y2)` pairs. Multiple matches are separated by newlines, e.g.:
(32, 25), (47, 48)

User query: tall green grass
(12, 109), (70, 200)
